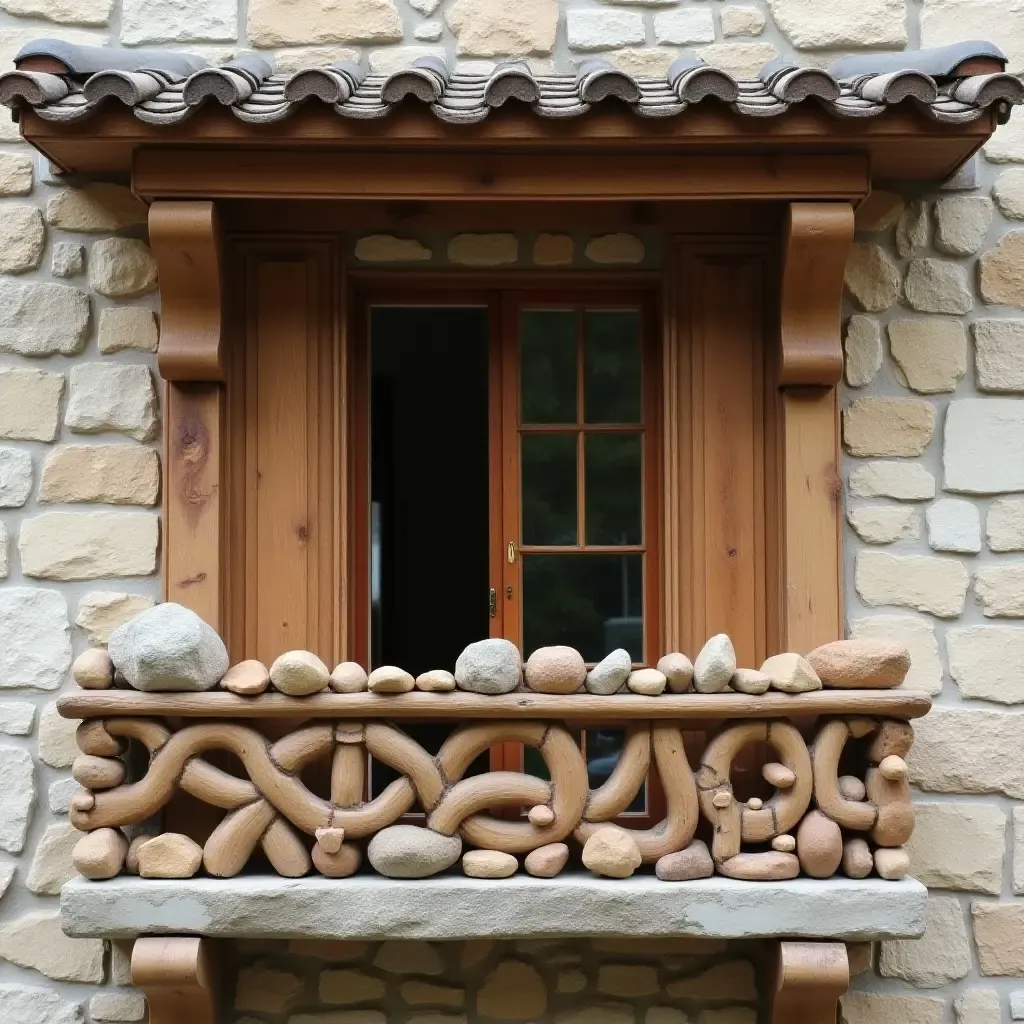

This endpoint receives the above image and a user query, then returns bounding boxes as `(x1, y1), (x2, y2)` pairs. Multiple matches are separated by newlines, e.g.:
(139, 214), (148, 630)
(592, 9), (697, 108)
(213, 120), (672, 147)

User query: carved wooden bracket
(132, 936), (218, 1024)
(769, 940), (850, 1023)
(779, 202), (855, 388)
(150, 200), (224, 382)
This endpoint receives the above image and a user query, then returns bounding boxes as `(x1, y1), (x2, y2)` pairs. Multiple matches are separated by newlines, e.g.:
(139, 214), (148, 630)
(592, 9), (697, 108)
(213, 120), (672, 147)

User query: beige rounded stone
(73, 648), (113, 689)
(448, 234), (517, 267)
(627, 668), (667, 696)
(762, 763), (795, 789)
(839, 776), (867, 802)
(0, 205), (44, 274)
(731, 668), (771, 695)
(693, 633), (737, 693)
(524, 646), (586, 694)
(368, 824), (462, 879)
(125, 833), (155, 875)
(270, 650), (330, 696)
(879, 755), (909, 782)
(330, 662), (368, 693)
(313, 843), (362, 878)
(994, 168), (1024, 220)
(73, 828), (127, 880)
(657, 652), (693, 693)
(72, 754), (125, 790)
(137, 833), (204, 879)
(760, 653), (821, 693)
(582, 827), (642, 879)
(934, 196), (993, 257)
(771, 834), (796, 853)
(415, 669), (456, 692)
(655, 840), (713, 881)
(874, 846), (911, 881)
(367, 665), (415, 694)
(221, 659), (270, 695)
(806, 638), (910, 689)
(746, 797), (763, 811)
(524, 842), (568, 878)
(528, 804), (554, 826)
(844, 243), (900, 313)
(842, 838), (874, 879)
(796, 810), (843, 879)
(463, 850), (518, 878)
(713, 791), (732, 809)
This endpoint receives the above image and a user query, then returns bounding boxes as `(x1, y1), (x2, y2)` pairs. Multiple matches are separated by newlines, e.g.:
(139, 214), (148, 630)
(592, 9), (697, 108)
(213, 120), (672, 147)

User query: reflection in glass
(584, 309), (642, 424)
(522, 433), (577, 546)
(585, 433), (642, 546)
(520, 310), (576, 424)
(523, 554), (643, 662)
(587, 729), (646, 813)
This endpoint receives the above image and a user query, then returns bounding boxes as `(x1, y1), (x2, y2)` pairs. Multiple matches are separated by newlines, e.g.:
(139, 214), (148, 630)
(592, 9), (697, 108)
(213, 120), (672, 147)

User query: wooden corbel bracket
(779, 202), (855, 388)
(132, 936), (219, 1024)
(149, 200), (224, 382)
(770, 940), (850, 1023)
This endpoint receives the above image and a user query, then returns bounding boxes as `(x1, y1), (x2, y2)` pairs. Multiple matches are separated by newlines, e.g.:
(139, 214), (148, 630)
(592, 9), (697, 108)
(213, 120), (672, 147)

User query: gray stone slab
(62, 875), (927, 942)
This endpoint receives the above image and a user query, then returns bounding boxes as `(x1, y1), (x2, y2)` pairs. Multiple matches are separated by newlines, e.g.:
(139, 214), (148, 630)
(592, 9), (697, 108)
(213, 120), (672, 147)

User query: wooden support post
(132, 937), (219, 1024)
(769, 940), (849, 1024)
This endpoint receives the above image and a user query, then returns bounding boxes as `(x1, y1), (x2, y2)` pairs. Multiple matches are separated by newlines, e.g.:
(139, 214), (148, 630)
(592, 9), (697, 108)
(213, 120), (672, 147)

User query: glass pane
(522, 433), (577, 546)
(523, 554), (643, 662)
(586, 433), (642, 546)
(587, 729), (646, 813)
(521, 310), (577, 424)
(584, 310), (641, 424)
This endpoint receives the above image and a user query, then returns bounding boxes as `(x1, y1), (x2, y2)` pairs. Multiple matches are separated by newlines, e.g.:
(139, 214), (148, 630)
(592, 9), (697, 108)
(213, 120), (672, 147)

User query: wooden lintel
(149, 200), (224, 382)
(769, 941), (850, 1024)
(779, 202), (855, 387)
(131, 937), (218, 1024)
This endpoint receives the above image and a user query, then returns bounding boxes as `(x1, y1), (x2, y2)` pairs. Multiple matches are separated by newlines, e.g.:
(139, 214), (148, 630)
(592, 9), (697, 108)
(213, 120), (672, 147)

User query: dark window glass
(520, 310), (576, 424)
(585, 433), (642, 546)
(522, 433), (577, 546)
(584, 310), (641, 424)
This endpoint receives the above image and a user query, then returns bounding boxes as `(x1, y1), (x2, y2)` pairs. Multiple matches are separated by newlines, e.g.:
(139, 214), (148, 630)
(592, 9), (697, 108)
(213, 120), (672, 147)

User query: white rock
(0, 153), (32, 195)
(847, 506), (919, 544)
(354, 235), (432, 262)
(768, 0), (906, 47)
(330, 662), (369, 693)
(0, 368), (64, 441)
(973, 320), (1024, 393)
(39, 702), (80, 770)
(878, 895), (970, 988)
(20, 512), (159, 580)
(975, 564), (1024, 618)
(414, 21), (443, 40)
(46, 184), (147, 232)
(455, 638), (521, 694)
(49, 778), (83, 814)
(0, 746), (34, 853)
(90, 991), (146, 1022)
(367, 664), (415, 694)
(721, 6), (766, 36)
(250, 0), (402, 46)
(944, 399), (1024, 494)
(844, 316), (881, 388)
(75, 592), (155, 646)
(0, 448), (31, 508)
(904, 259), (972, 315)
(26, 822), (80, 895)
(994, 168), (1024, 219)
(110, 602), (229, 692)
(0, 589), (72, 690)
(933, 196), (993, 256)
(844, 244), (900, 312)
(0, 911), (104, 981)
(52, 242), (85, 278)
(843, 398), (935, 458)
(888, 319), (966, 394)
(414, 669), (455, 692)
(989, 499), (1024, 552)
(89, 238), (157, 298)
(652, 8), (714, 43)
(980, 230), (1024, 307)
(0, 703), (34, 735)
(586, 649), (632, 695)
(0, 983), (85, 1024)
(693, 634), (736, 693)
(922, 0), (1024, 75)
(627, 668), (667, 695)
(368, 825), (463, 878)
(0, 206), (44, 273)
(850, 615), (943, 695)
(848, 462), (936, 501)
(730, 668), (771, 694)
(926, 499), (981, 554)
(855, 551), (968, 618)
(954, 989), (1002, 1024)
(906, 802), (1005, 895)
(122, 0), (236, 43)
(0, 279), (89, 356)
(567, 9), (644, 50)
(65, 363), (158, 442)
(98, 307), (159, 354)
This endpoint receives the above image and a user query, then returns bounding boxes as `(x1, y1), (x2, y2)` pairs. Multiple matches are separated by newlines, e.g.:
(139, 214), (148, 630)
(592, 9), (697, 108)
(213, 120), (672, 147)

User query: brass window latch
(489, 588), (497, 618)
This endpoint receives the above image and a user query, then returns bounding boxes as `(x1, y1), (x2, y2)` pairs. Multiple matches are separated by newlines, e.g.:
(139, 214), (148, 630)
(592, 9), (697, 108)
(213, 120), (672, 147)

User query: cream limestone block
(368, 45), (446, 74)
(0, 746), (34, 853)
(944, 399), (1024, 494)
(319, 968), (385, 1003)
(137, 833), (204, 878)
(478, 960), (546, 1019)
(848, 461), (936, 501)
(249, 0), (402, 46)
(98, 307), (159, 354)
(911, 706), (1024, 798)
(844, 398), (935, 458)
(888, 319), (967, 394)
(73, 647), (113, 688)
(75, 592), (155, 645)
(38, 702), (79, 768)
(40, 445), (159, 505)
(666, 961), (757, 1001)
(906, 801), (1005, 894)
(448, 234), (517, 266)
(122, 0), (236, 43)
(71, 826), (127, 881)
(989, 499), (1024, 551)
(89, 991), (147, 1022)
(927, 498), (981, 553)
(354, 235), (432, 262)
(585, 234), (645, 264)
(721, 6), (766, 36)
(1015, 806), (1024, 895)
(653, 8), (715, 44)
(236, 963), (304, 1013)
(922, 0), (1024, 74)
(89, 238), (158, 298)
(0, 281), (89, 356)
(934, 196), (994, 256)
(855, 191), (903, 233)
(463, 850), (518, 878)
(0, 703), (34, 735)
(975, 564), (1024, 617)
(850, 614), (942, 693)
(694, 43), (779, 79)
(980, 231), (1024, 307)
(0, 153), (32, 195)
(847, 505), (919, 544)
(566, 10), (645, 50)
(879, 895), (970, 987)
(374, 941), (444, 975)
(20, 511), (159, 580)
(768, 0), (906, 47)
(0, 448), (32, 507)
(905, 259), (972, 315)
(974, 320), (1024, 393)
(855, 551), (968, 618)
(52, 242), (84, 278)
(532, 234), (574, 266)
(844, 315), (882, 388)
(897, 201), (929, 257)
(598, 965), (658, 997)
(604, 47), (676, 76)
(0, 590), (72, 690)
(273, 46), (361, 73)
(995, 168), (1024, 219)
(841, 993), (944, 1024)
(0, 206), (44, 273)
(949, 625), (1024, 703)
(46, 184), (147, 232)
(954, 989), (1001, 1024)
(973, 902), (1024, 975)
(844, 243), (900, 312)
(447, 0), (557, 55)
(0, 910), (104, 981)
(66, 363), (158, 442)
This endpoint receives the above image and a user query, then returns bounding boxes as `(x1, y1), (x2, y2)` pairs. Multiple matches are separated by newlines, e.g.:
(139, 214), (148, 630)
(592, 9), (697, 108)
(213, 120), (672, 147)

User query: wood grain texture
(150, 201), (224, 382)
(779, 203), (855, 387)
(769, 940), (850, 1024)
(131, 937), (218, 1024)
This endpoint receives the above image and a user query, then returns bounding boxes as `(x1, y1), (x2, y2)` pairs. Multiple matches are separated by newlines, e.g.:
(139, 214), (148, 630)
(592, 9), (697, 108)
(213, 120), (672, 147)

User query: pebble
(585, 649), (632, 695)
(657, 653), (694, 693)
(525, 646), (586, 694)
(712, 791), (732, 809)
(746, 797), (763, 811)
(525, 843), (569, 877)
(330, 662), (368, 693)
(842, 838), (874, 879)
(874, 846), (911, 880)
(367, 824), (462, 879)
(269, 650), (330, 696)
(806, 639), (910, 689)
(463, 850), (518, 878)
(73, 754), (125, 790)
(136, 833), (204, 879)
(627, 668), (667, 695)
(693, 634), (736, 693)
(416, 669), (456, 692)
(771, 834), (796, 853)
(760, 652), (822, 694)
(125, 834), (155, 875)
(313, 843), (361, 878)
(879, 755), (908, 781)
(655, 840), (713, 881)
(762, 763), (796, 789)
(73, 828), (127, 880)
(316, 827), (345, 854)
(220, 659), (270, 695)
(455, 639), (521, 695)
(528, 805), (554, 826)
(839, 775), (867, 802)
(795, 810), (843, 879)
(719, 850), (799, 881)
(368, 665), (415, 694)
(73, 648), (114, 689)
(730, 668), (771, 695)
(582, 827), (642, 879)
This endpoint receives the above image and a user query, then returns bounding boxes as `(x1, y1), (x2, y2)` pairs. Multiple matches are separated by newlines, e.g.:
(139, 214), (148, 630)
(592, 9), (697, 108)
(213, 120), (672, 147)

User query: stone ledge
(61, 875), (927, 942)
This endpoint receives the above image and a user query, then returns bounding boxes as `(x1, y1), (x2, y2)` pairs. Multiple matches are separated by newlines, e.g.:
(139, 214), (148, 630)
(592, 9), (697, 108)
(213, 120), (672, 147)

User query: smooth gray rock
(108, 603), (228, 693)
(585, 648), (632, 695)
(454, 638), (521, 695)
(367, 825), (462, 878)
(693, 634), (737, 693)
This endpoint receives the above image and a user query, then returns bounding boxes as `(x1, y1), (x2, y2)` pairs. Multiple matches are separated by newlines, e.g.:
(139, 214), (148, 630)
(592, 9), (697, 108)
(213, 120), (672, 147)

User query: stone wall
(0, 0), (1022, 1022)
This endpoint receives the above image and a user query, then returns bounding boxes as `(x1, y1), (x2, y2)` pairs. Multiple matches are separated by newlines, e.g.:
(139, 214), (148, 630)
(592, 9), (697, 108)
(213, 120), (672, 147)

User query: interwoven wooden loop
(811, 719), (878, 831)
